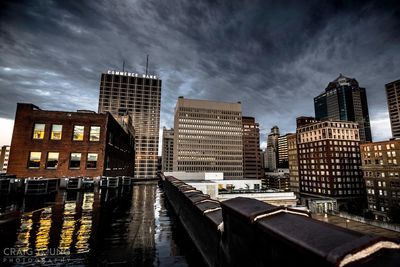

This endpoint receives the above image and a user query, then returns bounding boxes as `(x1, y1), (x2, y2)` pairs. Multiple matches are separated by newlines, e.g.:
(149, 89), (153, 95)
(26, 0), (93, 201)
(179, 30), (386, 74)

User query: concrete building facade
(173, 97), (243, 179)
(297, 120), (364, 208)
(0, 145), (10, 174)
(242, 116), (263, 179)
(278, 133), (290, 168)
(361, 139), (400, 221)
(98, 70), (161, 179)
(162, 127), (174, 172)
(385, 79), (400, 138)
(7, 103), (135, 178)
(314, 74), (372, 143)
(266, 126), (280, 171)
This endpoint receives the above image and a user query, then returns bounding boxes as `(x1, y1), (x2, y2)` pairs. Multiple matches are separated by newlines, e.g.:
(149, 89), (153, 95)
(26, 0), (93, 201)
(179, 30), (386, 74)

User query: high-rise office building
(385, 79), (400, 138)
(0, 145), (10, 174)
(162, 127), (174, 172)
(98, 70), (161, 179)
(278, 133), (291, 169)
(360, 139), (400, 221)
(173, 97), (243, 179)
(266, 126), (280, 171)
(314, 74), (372, 143)
(297, 120), (364, 206)
(242, 116), (263, 179)
(287, 133), (299, 194)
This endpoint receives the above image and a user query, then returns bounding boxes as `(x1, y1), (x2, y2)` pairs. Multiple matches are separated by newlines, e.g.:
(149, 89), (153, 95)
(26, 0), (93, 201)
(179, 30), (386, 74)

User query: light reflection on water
(0, 182), (202, 266)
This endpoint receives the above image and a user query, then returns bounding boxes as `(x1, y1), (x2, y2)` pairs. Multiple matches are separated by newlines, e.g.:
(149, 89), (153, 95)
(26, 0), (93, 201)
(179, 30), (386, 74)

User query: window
(73, 126), (84, 141)
(51, 125), (62, 140)
(90, 126), (101, 141)
(86, 153), (98, 168)
(28, 152), (41, 168)
(69, 153), (82, 168)
(46, 152), (59, 169)
(33, 124), (45, 139)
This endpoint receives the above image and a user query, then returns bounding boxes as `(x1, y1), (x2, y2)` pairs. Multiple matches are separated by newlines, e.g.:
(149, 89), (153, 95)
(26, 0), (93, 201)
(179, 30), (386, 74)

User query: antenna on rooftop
(145, 55), (149, 75)
(122, 60), (125, 72)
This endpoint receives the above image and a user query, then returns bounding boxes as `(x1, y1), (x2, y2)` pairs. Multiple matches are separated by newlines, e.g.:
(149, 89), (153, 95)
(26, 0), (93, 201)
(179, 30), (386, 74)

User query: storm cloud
(0, 0), (399, 148)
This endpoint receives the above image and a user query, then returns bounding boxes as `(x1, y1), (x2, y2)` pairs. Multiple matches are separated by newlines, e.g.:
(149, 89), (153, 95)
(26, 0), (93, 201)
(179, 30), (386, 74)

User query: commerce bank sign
(107, 70), (158, 80)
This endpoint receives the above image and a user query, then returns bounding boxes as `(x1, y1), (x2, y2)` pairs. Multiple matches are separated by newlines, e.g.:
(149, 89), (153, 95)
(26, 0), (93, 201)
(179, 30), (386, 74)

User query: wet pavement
(0, 181), (204, 266)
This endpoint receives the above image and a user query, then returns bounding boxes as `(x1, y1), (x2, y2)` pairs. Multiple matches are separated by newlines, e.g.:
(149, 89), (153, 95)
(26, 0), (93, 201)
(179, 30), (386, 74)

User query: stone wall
(162, 175), (400, 267)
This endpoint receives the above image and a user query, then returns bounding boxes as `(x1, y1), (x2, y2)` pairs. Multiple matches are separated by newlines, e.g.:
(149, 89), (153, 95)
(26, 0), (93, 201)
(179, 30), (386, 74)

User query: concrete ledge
(162, 174), (400, 267)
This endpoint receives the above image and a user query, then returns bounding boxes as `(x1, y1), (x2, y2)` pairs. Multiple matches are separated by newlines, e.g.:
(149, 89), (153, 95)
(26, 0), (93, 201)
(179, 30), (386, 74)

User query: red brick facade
(7, 103), (135, 178)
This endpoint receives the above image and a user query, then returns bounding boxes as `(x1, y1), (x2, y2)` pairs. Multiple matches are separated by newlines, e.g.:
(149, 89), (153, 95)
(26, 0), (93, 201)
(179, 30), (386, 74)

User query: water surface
(0, 182), (203, 266)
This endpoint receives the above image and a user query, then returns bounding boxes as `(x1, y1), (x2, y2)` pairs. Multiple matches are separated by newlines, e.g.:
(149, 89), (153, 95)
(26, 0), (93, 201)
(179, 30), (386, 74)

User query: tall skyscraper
(278, 133), (291, 169)
(314, 74), (372, 143)
(385, 79), (400, 138)
(297, 120), (364, 208)
(242, 116), (263, 179)
(98, 70), (161, 179)
(162, 127), (174, 172)
(287, 133), (299, 194)
(173, 97), (243, 179)
(266, 126), (280, 171)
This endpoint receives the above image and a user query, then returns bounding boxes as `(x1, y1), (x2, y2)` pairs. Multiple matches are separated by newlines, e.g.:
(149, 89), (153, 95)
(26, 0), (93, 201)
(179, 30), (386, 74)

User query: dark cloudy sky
(1, 0), (399, 148)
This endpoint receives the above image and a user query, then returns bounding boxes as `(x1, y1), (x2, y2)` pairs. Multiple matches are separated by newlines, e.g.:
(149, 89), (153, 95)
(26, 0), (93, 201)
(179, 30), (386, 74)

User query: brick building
(7, 103), (135, 178)
(361, 139), (400, 221)
(297, 120), (365, 211)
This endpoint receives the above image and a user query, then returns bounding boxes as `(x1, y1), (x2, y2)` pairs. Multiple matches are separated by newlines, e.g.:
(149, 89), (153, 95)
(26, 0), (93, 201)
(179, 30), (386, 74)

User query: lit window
(90, 126), (101, 141)
(46, 152), (59, 169)
(73, 126), (84, 141)
(69, 153), (81, 168)
(33, 124), (45, 139)
(28, 152), (41, 168)
(51, 125), (62, 140)
(87, 153), (98, 168)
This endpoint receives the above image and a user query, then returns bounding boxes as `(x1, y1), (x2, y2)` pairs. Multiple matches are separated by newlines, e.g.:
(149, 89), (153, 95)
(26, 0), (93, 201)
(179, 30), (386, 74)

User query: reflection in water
(0, 182), (202, 266)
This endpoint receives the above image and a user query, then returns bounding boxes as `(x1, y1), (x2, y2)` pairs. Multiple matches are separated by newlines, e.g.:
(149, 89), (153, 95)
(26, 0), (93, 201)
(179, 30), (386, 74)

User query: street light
(346, 219), (350, 228)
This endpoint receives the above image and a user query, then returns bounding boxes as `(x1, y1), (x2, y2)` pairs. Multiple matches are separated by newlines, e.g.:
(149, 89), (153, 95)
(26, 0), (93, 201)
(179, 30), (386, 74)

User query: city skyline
(1, 1), (400, 148)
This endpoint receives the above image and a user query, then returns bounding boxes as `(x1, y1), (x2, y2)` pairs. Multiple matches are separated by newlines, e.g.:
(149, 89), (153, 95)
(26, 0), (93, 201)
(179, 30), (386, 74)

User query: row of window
(363, 159), (398, 165)
(367, 189), (388, 196)
(298, 122), (358, 133)
(33, 124), (101, 141)
(363, 151), (397, 158)
(364, 172), (400, 178)
(362, 143), (396, 151)
(300, 146), (359, 153)
(179, 129), (242, 135)
(28, 152), (98, 169)
(300, 187), (361, 195)
(301, 182), (361, 189)
(298, 141), (358, 148)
